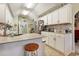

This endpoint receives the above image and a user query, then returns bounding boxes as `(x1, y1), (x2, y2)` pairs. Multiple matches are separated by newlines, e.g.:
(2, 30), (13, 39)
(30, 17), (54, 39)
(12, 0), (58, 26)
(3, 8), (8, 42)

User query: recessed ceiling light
(25, 3), (35, 8)
(22, 10), (29, 15)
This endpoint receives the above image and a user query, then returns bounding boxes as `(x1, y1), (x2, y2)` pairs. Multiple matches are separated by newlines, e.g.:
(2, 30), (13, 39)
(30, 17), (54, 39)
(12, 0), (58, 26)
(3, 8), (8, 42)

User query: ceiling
(32, 3), (62, 16)
(8, 3), (64, 20)
(8, 3), (24, 16)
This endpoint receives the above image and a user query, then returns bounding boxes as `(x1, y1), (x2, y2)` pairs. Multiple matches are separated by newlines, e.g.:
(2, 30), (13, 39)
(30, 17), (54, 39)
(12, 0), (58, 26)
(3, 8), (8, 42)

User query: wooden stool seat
(24, 43), (39, 52)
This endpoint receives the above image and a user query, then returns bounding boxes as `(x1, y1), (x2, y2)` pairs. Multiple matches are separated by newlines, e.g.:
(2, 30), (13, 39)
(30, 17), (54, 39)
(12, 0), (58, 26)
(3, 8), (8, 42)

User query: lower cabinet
(48, 33), (56, 48)
(41, 31), (72, 55)
(55, 34), (65, 53)
(64, 34), (72, 55)
(41, 32), (49, 45)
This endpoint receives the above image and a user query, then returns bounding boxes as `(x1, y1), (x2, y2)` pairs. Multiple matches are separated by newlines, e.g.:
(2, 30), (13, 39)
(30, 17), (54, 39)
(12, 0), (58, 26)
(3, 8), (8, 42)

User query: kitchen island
(0, 33), (44, 56)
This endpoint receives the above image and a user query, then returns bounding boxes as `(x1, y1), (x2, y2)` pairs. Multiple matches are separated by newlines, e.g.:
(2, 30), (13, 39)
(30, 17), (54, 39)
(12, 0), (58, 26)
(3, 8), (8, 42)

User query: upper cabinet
(44, 15), (48, 25)
(59, 5), (68, 23)
(47, 9), (59, 25)
(59, 4), (72, 23)
(52, 9), (59, 24)
(66, 4), (72, 23)
(48, 13), (52, 25)
(0, 4), (13, 25)
(38, 4), (73, 25)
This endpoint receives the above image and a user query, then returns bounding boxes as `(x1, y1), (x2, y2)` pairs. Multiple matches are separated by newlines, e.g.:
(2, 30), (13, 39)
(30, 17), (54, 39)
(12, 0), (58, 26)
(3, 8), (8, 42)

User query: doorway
(75, 11), (79, 55)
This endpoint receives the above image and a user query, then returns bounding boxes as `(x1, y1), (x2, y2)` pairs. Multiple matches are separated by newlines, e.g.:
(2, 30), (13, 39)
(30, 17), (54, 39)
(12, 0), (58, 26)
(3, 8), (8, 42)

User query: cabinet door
(59, 4), (72, 23)
(52, 10), (59, 24)
(44, 15), (48, 25)
(0, 4), (6, 23)
(48, 13), (52, 25)
(56, 34), (65, 53)
(41, 32), (49, 45)
(64, 34), (72, 55)
(67, 4), (72, 23)
(59, 5), (68, 23)
(48, 33), (56, 48)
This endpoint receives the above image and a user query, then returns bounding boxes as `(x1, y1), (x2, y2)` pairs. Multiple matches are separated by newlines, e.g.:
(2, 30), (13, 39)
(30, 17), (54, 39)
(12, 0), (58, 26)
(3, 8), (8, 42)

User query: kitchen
(0, 3), (78, 56)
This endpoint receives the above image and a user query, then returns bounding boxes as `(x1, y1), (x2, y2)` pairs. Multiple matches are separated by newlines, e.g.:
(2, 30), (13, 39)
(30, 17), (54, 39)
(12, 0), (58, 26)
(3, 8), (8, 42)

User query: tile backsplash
(43, 24), (72, 33)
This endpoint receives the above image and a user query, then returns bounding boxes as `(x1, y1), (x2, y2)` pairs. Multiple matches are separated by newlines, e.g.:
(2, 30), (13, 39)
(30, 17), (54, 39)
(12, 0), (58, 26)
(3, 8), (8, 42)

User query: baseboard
(68, 52), (76, 56)
(45, 44), (65, 56)
(45, 44), (74, 56)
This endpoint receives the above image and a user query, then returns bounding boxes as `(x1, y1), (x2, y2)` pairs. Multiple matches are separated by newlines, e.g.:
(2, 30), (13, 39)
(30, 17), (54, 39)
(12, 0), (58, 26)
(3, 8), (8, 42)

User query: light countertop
(0, 33), (43, 44)
(41, 31), (72, 34)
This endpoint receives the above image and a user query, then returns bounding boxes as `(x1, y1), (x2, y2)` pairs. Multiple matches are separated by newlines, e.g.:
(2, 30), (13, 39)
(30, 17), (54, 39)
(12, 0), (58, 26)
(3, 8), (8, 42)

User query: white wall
(28, 11), (38, 21)
(72, 4), (79, 15)
(6, 5), (14, 26)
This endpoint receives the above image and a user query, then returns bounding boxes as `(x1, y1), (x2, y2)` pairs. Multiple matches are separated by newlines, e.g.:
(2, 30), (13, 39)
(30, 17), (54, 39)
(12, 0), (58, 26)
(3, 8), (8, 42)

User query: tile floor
(44, 45), (64, 56)
(44, 44), (76, 56)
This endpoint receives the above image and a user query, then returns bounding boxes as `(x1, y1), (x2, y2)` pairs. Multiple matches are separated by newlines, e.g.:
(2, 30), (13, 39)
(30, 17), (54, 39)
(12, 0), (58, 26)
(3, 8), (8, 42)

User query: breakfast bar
(0, 33), (44, 56)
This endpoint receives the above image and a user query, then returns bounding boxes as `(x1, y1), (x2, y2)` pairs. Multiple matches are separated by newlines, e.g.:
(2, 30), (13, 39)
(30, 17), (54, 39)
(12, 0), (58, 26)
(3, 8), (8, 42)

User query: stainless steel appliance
(38, 20), (44, 34)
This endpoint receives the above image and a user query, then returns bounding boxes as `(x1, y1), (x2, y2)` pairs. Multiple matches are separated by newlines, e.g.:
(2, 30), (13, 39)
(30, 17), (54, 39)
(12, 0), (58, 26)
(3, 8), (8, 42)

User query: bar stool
(24, 43), (39, 56)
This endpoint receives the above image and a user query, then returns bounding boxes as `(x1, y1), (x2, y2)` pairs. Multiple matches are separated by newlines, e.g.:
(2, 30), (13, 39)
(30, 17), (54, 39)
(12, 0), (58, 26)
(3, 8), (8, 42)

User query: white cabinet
(64, 34), (72, 55)
(46, 4), (72, 25)
(56, 34), (65, 53)
(55, 33), (73, 55)
(52, 10), (59, 24)
(41, 32), (49, 45)
(66, 4), (72, 23)
(0, 4), (6, 23)
(41, 32), (56, 46)
(48, 13), (52, 25)
(48, 32), (56, 48)
(39, 4), (72, 25)
(41, 31), (73, 55)
(59, 4), (72, 23)
(59, 5), (68, 23)
(42, 4), (73, 25)
(44, 15), (48, 25)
